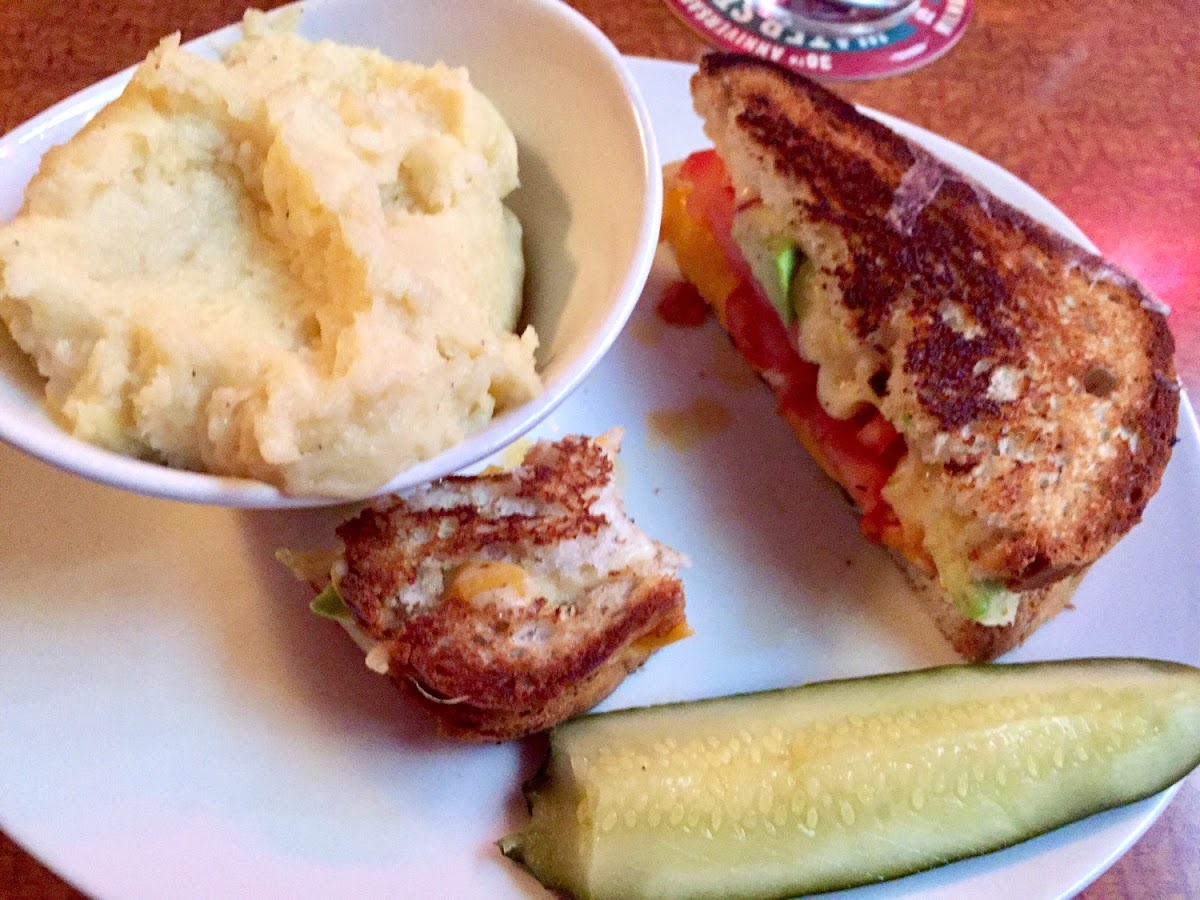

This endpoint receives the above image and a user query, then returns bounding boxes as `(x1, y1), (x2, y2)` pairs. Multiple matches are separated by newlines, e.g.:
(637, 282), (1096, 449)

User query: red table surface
(0, 1), (1197, 898)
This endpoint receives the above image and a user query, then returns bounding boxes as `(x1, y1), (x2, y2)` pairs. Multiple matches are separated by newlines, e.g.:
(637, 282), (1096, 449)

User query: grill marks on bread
(694, 54), (1178, 592)
(390, 577), (685, 740)
(729, 66), (1099, 433)
(335, 432), (688, 741)
(338, 437), (612, 634)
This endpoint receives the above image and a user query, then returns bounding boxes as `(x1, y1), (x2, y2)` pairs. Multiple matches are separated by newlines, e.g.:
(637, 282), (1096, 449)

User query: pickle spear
(499, 658), (1200, 900)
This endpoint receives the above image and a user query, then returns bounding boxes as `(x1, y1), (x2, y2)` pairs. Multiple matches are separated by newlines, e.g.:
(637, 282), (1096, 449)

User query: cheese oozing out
(738, 210), (1020, 626)
(670, 167), (1019, 627)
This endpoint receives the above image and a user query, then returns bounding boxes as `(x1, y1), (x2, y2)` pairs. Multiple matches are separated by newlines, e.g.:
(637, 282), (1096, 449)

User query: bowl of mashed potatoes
(0, 0), (661, 506)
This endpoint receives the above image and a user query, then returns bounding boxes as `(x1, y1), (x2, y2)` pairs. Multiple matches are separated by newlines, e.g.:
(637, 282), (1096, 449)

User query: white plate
(1, 56), (1198, 900)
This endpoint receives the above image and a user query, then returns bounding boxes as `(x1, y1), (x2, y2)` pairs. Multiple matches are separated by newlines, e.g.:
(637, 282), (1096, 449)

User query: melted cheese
(447, 561), (530, 604)
(882, 455), (1019, 625)
(632, 621), (695, 655)
(731, 205), (881, 419)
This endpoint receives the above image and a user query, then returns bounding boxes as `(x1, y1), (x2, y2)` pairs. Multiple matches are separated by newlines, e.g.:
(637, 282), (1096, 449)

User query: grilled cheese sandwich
(288, 429), (689, 741)
(661, 54), (1178, 659)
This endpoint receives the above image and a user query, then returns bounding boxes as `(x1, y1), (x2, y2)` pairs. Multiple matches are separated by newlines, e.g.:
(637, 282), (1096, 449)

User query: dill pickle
(499, 659), (1200, 900)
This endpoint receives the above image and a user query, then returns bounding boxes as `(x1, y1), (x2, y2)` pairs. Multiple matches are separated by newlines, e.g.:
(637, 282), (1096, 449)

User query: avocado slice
(736, 235), (800, 325)
(309, 582), (352, 621)
(788, 255), (816, 322)
(731, 208), (805, 326)
(770, 241), (798, 321)
(955, 579), (1019, 626)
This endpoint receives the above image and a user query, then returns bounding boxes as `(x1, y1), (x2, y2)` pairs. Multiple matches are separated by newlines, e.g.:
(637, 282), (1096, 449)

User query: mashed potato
(0, 11), (540, 496)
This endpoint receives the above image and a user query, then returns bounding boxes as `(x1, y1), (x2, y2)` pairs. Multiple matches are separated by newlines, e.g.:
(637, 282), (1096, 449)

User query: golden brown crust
(336, 435), (614, 637)
(693, 53), (1178, 586)
(389, 577), (686, 742)
(334, 431), (688, 742)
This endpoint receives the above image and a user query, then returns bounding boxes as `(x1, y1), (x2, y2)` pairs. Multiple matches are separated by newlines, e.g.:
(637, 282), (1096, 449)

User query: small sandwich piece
(303, 429), (688, 742)
(661, 54), (1178, 660)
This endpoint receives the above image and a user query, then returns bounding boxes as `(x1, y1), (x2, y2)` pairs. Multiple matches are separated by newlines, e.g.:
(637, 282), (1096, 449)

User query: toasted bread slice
(672, 54), (1178, 658)
(332, 430), (688, 741)
(894, 556), (1085, 662)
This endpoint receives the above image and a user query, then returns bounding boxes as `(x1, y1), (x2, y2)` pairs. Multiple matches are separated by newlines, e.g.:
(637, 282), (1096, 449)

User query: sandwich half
(284, 429), (689, 741)
(660, 54), (1178, 660)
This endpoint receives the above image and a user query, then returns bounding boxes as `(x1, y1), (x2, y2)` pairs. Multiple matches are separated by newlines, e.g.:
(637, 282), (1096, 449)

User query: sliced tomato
(679, 150), (750, 284)
(855, 412), (901, 456)
(679, 150), (734, 232)
(665, 150), (912, 556)
(723, 280), (809, 379)
(656, 280), (710, 328)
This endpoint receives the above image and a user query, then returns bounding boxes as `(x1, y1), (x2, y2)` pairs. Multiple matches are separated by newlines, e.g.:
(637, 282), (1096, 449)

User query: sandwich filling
(282, 429), (691, 740)
(663, 150), (1017, 625)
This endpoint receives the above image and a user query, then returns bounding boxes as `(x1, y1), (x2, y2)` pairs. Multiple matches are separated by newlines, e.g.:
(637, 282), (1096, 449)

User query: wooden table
(1, 1), (1197, 897)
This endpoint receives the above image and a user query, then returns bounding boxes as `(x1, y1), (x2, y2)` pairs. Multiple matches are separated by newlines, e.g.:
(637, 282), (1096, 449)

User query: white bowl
(0, 0), (661, 507)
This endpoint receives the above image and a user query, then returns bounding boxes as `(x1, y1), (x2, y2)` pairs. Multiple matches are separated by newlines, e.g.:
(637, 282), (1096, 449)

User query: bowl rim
(0, 0), (663, 508)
